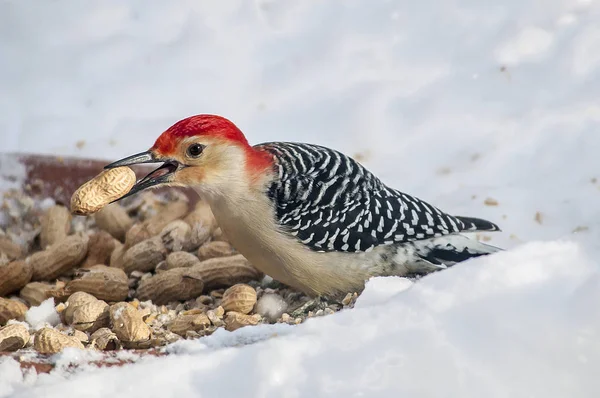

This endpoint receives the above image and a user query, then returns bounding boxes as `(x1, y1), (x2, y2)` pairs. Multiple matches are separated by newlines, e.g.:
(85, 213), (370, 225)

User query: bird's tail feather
(411, 234), (502, 270)
(455, 216), (501, 232)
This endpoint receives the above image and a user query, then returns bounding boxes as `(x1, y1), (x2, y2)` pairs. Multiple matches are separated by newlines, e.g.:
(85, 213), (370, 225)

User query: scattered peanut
(0, 298), (28, 325)
(191, 255), (262, 290)
(71, 299), (109, 333)
(93, 204), (134, 242)
(163, 251), (200, 271)
(20, 282), (59, 306)
(0, 260), (33, 296)
(124, 223), (153, 250)
(144, 200), (189, 236)
(0, 323), (30, 351)
(197, 241), (235, 261)
(0, 236), (22, 261)
(89, 327), (120, 351)
(1, 188), (341, 359)
(167, 313), (211, 336)
(117, 237), (166, 274)
(221, 284), (257, 314)
(136, 267), (205, 305)
(63, 292), (98, 325)
(40, 205), (71, 249)
(29, 234), (89, 281)
(81, 231), (118, 269)
(109, 302), (151, 347)
(67, 265), (129, 302)
(109, 242), (125, 267)
(184, 201), (217, 232)
(160, 220), (192, 252)
(224, 312), (261, 331)
(34, 327), (85, 354)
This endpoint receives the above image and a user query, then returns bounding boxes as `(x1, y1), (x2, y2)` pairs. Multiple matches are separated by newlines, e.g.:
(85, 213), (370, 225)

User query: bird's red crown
(152, 114), (272, 176)
(152, 114), (250, 155)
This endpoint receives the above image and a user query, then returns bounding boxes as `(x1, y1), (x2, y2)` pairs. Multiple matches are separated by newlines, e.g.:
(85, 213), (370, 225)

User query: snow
(0, 154), (26, 193)
(353, 276), (413, 309)
(24, 299), (61, 331)
(3, 242), (600, 397)
(2, 0), (600, 396)
(255, 293), (289, 321)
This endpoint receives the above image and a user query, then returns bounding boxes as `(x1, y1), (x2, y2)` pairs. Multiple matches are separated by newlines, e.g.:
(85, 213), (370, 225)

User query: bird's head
(105, 115), (273, 200)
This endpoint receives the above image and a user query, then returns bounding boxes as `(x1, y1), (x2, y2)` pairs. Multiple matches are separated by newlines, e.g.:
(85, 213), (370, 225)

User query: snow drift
(2, 241), (599, 397)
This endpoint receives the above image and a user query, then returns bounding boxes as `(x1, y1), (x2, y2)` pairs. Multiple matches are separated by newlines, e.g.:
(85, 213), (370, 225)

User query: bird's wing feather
(257, 142), (497, 253)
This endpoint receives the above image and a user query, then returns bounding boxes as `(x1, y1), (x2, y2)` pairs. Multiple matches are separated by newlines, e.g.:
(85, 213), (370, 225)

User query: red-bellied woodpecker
(106, 115), (501, 298)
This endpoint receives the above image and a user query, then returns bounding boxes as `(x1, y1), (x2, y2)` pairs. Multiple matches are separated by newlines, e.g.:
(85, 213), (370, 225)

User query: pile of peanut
(0, 185), (351, 356)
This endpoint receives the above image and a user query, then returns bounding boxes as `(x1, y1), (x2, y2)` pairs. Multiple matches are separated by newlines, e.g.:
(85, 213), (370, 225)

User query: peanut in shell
(67, 265), (129, 302)
(0, 323), (30, 352)
(40, 205), (71, 249)
(29, 234), (89, 281)
(0, 260), (33, 296)
(34, 327), (85, 354)
(136, 267), (205, 305)
(93, 203), (133, 242)
(70, 167), (137, 215)
(109, 302), (151, 346)
(0, 298), (28, 325)
(220, 284), (257, 315)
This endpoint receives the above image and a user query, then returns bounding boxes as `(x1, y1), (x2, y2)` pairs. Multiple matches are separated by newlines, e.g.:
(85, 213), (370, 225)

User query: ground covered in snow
(1, 0), (600, 397)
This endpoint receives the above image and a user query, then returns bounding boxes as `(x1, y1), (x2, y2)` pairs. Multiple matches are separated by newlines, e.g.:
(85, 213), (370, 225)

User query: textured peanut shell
(82, 231), (118, 269)
(19, 282), (56, 306)
(160, 220), (192, 252)
(190, 255), (262, 290)
(70, 329), (89, 344)
(70, 167), (137, 215)
(136, 267), (205, 305)
(0, 298), (28, 325)
(188, 223), (213, 251)
(124, 201), (189, 250)
(29, 234), (89, 281)
(34, 328), (85, 354)
(224, 312), (261, 331)
(71, 300), (109, 333)
(167, 313), (211, 336)
(0, 324), (30, 352)
(123, 223), (153, 250)
(109, 302), (151, 344)
(109, 242), (125, 267)
(184, 201), (217, 232)
(67, 265), (129, 302)
(40, 205), (71, 249)
(63, 291), (98, 325)
(118, 237), (166, 274)
(145, 200), (189, 235)
(89, 327), (120, 351)
(0, 260), (33, 296)
(164, 251), (200, 271)
(197, 241), (235, 262)
(220, 284), (257, 315)
(0, 236), (23, 260)
(206, 307), (225, 327)
(93, 203), (133, 242)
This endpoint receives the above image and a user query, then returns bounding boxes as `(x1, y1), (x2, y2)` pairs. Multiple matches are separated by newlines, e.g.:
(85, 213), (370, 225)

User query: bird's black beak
(104, 150), (180, 201)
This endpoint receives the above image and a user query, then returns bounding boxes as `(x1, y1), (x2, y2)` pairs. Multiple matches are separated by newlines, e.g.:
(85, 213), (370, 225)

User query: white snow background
(1, 0), (600, 397)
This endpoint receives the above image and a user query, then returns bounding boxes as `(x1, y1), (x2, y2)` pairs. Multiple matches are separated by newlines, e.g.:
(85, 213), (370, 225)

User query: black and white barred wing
(259, 142), (498, 253)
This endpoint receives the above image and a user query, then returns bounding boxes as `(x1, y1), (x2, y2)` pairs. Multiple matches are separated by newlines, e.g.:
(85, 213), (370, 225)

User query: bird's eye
(187, 143), (204, 158)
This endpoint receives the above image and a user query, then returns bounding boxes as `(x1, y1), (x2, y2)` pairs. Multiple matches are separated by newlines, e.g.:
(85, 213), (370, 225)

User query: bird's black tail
(455, 216), (501, 232)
